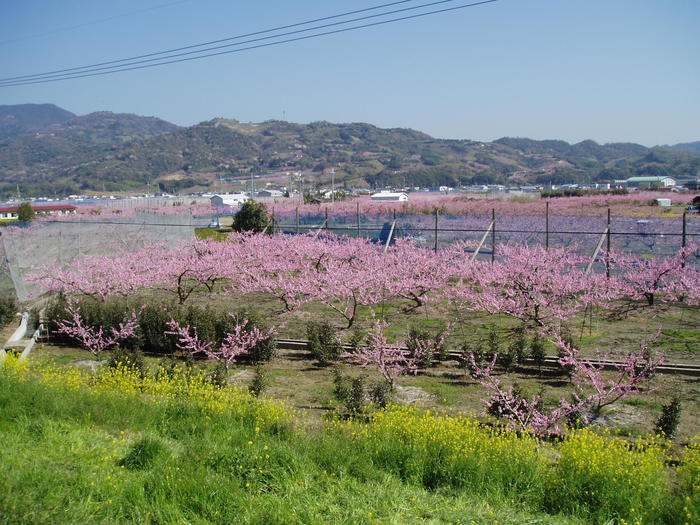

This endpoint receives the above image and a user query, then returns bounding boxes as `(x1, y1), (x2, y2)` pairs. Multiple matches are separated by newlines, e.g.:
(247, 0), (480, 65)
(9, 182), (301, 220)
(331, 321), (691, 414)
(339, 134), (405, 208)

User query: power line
(0, 0), (459, 85)
(0, 0), (420, 83)
(0, 0), (497, 88)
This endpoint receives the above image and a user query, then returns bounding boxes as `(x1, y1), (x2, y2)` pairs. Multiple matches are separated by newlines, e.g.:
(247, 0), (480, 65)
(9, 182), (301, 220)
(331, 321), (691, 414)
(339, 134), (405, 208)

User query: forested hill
(0, 103), (76, 142)
(0, 103), (698, 197)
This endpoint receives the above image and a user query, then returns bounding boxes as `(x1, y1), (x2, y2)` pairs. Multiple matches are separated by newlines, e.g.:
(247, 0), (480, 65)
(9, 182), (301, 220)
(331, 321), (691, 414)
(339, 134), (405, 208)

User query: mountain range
(0, 103), (698, 197)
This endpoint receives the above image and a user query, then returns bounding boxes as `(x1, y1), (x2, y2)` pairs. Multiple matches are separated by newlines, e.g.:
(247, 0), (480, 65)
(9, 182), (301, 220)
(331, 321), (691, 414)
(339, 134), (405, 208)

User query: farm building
(255, 190), (285, 198)
(210, 194), (249, 207)
(0, 204), (76, 221)
(370, 191), (408, 202)
(625, 176), (676, 189)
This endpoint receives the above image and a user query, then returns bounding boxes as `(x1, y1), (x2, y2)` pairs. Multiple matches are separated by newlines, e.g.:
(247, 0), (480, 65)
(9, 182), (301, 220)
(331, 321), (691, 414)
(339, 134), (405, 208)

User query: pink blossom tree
(166, 317), (276, 371)
(55, 300), (138, 358)
(608, 244), (700, 309)
(343, 319), (418, 391)
(469, 332), (664, 435)
(447, 243), (619, 330)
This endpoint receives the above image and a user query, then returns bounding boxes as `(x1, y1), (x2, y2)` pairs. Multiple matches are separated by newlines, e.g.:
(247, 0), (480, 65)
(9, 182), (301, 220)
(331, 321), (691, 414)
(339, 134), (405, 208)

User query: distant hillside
(670, 141), (700, 154)
(0, 103), (76, 142)
(0, 104), (698, 196)
(0, 109), (181, 194)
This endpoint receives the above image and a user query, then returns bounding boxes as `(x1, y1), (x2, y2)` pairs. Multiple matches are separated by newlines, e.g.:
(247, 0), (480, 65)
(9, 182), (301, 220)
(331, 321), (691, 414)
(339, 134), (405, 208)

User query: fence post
(606, 208), (611, 279)
(433, 209), (438, 253)
(491, 208), (496, 263)
(545, 201), (550, 250)
(682, 211), (687, 268)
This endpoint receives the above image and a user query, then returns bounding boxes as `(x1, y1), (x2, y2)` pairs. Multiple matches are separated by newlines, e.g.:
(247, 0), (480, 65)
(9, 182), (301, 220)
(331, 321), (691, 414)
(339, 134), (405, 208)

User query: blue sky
(0, 0), (698, 146)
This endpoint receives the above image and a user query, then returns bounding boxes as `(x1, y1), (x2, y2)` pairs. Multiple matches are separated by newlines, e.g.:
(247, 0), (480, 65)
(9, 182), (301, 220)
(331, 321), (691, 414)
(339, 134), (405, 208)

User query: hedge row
(43, 295), (276, 362)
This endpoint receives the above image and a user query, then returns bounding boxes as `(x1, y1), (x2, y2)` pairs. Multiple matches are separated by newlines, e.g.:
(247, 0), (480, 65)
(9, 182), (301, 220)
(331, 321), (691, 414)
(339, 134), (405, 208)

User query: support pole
(470, 220), (494, 261)
(296, 207), (299, 234)
(682, 212), (687, 268)
(383, 221), (397, 253)
(433, 209), (439, 253)
(491, 208), (496, 264)
(585, 226), (609, 275)
(606, 208), (611, 279)
(313, 219), (328, 239)
(545, 201), (550, 250)
(356, 201), (361, 238)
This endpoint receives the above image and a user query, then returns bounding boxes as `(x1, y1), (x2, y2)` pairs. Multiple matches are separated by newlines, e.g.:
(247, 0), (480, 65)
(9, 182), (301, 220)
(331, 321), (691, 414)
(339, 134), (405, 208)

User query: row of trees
(32, 233), (700, 434)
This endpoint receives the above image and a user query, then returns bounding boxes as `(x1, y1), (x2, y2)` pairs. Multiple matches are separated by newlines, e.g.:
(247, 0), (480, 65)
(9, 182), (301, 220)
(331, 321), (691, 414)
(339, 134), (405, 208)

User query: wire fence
(0, 206), (697, 302)
(272, 207), (700, 267)
(0, 212), (207, 301)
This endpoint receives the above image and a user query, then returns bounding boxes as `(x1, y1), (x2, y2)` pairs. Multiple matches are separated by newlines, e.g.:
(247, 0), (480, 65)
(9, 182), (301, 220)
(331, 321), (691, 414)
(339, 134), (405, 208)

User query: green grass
(195, 228), (231, 241)
(0, 369), (589, 525)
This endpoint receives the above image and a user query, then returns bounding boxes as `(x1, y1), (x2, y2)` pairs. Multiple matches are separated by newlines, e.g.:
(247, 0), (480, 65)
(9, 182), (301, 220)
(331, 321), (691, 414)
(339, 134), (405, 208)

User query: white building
(370, 191), (408, 202)
(625, 176), (677, 189)
(210, 194), (249, 207)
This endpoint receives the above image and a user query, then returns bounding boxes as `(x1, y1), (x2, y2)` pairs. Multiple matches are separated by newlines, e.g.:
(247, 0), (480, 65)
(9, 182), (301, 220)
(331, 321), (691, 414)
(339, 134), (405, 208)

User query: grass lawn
(0, 362), (595, 525)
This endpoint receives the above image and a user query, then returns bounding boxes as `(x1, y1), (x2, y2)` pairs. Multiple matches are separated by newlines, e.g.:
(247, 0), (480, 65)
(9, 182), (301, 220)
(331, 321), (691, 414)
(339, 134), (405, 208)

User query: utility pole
(331, 169), (335, 203)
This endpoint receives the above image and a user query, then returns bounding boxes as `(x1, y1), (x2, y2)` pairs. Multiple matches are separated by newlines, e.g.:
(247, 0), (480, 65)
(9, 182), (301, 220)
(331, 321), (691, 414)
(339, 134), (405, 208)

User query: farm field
(3, 201), (700, 524)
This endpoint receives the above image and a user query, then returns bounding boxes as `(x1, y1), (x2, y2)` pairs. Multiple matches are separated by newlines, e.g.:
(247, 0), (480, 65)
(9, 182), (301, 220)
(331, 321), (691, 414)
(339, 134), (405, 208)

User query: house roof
(371, 192), (408, 199)
(625, 176), (675, 182)
(0, 204), (77, 213)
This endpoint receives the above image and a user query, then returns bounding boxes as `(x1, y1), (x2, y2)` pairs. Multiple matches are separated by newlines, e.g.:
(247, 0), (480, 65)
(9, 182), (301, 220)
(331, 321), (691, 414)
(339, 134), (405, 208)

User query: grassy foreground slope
(0, 358), (695, 525)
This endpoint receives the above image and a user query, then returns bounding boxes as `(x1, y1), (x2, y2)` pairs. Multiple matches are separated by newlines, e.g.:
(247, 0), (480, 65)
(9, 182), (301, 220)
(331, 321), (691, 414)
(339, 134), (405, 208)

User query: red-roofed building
(0, 204), (77, 221)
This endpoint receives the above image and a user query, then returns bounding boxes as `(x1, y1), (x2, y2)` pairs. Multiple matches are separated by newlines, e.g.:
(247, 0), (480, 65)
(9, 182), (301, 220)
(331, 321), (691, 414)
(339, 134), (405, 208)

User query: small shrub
(369, 381), (391, 408)
(347, 328), (366, 352)
(207, 362), (228, 387)
(497, 345), (516, 372)
(332, 369), (365, 414)
(460, 341), (486, 377)
(405, 325), (446, 368)
(0, 295), (17, 325)
(486, 325), (500, 357)
(249, 365), (269, 398)
(655, 397), (681, 439)
(307, 321), (343, 365)
(232, 310), (277, 363)
(510, 330), (528, 365)
(106, 346), (147, 377)
(530, 335), (546, 374)
(117, 437), (165, 470)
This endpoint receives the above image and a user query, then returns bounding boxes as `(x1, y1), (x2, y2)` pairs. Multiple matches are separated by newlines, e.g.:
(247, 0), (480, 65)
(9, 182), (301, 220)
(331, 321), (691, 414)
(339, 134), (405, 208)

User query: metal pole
(296, 207), (299, 234)
(490, 209), (496, 263)
(356, 201), (360, 238)
(433, 209), (439, 253)
(545, 201), (550, 250)
(606, 208), (611, 279)
(682, 212), (687, 268)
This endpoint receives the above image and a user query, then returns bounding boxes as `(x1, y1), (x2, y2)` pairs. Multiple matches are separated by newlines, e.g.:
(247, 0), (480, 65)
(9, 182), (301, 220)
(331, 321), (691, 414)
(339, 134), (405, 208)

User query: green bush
(369, 381), (391, 408)
(106, 346), (147, 378)
(530, 335), (546, 374)
(44, 298), (277, 361)
(332, 369), (366, 414)
(233, 201), (273, 233)
(249, 365), (269, 398)
(655, 397), (681, 439)
(307, 321), (343, 365)
(0, 295), (17, 325)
